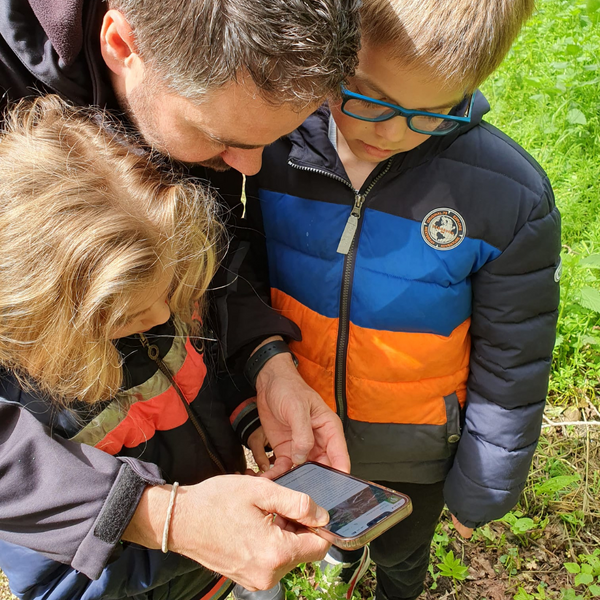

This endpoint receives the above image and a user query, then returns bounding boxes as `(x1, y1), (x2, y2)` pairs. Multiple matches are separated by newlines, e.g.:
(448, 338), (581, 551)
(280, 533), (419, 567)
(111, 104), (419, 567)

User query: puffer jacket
(237, 97), (561, 527)
(0, 319), (246, 600)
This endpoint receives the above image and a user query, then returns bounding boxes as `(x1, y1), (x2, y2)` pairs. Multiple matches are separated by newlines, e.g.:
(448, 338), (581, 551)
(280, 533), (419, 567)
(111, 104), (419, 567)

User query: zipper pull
(337, 194), (365, 255)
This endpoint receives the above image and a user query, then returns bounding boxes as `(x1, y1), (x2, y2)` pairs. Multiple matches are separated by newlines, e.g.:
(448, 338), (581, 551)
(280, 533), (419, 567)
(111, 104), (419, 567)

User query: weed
(564, 551), (600, 597)
(514, 583), (551, 600)
(497, 510), (548, 546)
(500, 547), (522, 578)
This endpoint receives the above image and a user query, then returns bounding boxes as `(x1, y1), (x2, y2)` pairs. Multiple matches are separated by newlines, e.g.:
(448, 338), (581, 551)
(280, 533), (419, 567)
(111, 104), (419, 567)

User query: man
(0, 0), (360, 596)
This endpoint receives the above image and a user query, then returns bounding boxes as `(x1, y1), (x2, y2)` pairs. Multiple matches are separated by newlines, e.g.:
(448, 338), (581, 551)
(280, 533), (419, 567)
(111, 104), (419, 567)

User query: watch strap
(244, 340), (298, 387)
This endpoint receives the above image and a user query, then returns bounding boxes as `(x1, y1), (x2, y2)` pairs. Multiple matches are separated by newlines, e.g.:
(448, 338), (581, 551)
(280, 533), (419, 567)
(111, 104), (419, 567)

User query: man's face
(119, 77), (318, 175)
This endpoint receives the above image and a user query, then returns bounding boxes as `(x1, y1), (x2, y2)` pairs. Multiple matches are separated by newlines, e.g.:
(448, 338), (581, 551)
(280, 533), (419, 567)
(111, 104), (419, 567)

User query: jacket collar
(288, 92), (490, 179)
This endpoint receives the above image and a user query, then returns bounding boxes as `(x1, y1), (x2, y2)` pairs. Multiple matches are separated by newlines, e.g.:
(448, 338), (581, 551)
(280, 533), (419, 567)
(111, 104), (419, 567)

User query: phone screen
(275, 463), (408, 538)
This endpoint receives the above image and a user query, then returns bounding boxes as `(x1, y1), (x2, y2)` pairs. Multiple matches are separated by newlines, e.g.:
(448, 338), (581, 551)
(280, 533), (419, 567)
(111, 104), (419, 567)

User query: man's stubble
(115, 78), (231, 171)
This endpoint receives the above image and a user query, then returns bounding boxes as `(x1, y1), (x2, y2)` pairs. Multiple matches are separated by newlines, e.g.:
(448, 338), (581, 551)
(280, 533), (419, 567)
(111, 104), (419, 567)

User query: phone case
(275, 462), (413, 549)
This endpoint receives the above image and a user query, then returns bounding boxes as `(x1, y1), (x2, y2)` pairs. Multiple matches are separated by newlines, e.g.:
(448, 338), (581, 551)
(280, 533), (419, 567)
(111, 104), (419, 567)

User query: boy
(228, 0), (561, 598)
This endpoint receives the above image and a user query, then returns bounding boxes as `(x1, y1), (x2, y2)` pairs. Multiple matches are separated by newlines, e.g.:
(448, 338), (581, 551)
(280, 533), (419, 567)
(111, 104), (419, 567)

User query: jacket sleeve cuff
(229, 399), (261, 447)
(444, 457), (524, 529)
(71, 459), (164, 580)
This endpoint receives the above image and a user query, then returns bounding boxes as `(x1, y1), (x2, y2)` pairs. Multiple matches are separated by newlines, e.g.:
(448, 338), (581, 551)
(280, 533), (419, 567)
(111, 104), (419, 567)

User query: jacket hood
(288, 91), (491, 177)
(30, 0), (84, 66)
(0, 0), (115, 107)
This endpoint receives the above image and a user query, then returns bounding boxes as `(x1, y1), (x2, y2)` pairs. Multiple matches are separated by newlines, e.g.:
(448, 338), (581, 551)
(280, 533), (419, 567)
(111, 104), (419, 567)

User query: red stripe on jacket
(96, 337), (207, 455)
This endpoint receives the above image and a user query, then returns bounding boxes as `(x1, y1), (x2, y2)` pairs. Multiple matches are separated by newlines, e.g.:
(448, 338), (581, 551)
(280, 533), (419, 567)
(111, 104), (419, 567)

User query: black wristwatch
(244, 340), (299, 388)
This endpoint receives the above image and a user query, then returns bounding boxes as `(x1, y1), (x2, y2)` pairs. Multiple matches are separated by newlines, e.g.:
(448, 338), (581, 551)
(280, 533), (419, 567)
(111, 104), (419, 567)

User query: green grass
(482, 0), (600, 403)
(482, 0), (600, 247)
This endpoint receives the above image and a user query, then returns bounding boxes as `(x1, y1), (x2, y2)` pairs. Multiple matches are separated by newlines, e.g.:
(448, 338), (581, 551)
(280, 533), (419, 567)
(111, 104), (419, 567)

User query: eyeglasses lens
(343, 98), (395, 121)
(411, 116), (458, 133)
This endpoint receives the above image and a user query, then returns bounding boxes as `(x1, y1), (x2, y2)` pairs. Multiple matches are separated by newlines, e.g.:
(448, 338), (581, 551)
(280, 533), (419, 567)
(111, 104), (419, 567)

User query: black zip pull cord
(139, 333), (226, 474)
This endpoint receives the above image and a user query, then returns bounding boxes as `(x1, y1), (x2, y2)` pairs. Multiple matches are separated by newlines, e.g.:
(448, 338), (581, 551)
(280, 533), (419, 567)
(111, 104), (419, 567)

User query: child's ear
(99, 10), (144, 78)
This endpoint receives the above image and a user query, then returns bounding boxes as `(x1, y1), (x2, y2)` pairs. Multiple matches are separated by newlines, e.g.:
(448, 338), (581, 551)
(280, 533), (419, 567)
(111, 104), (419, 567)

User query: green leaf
(586, 554), (600, 575)
(498, 512), (518, 526)
(588, 584), (600, 597)
(561, 589), (585, 600)
(587, 0), (600, 18)
(512, 517), (536, 534)
(581, 334), (600, 346)
(437, 551), (469, 581)
(581, 564), (593, 575)
(579, 254), (600, 269)
(514, 587), (535, 600)
(535, 475), (581, 495)
(574, 573), (594, 586)
(565, 562), (581, 574)
(578, 287), (600, 312)
(566, 109), (588, 125)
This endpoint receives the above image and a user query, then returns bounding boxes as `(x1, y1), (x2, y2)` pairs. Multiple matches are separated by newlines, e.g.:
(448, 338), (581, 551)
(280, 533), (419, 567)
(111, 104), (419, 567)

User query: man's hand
(254, 339), (350, 478)
(451, 514), (474, 538)
(124, 475), (330, 591)
(247, 426), (271, 473)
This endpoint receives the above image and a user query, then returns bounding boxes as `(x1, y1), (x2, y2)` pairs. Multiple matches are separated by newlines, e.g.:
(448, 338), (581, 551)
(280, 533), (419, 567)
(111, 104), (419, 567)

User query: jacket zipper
(288, 159), (392, 425)
(138, 333), (226, 474)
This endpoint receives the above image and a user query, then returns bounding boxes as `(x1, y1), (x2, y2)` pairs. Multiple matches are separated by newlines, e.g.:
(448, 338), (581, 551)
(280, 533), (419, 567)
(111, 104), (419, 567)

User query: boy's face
(330, 45), (466, 163)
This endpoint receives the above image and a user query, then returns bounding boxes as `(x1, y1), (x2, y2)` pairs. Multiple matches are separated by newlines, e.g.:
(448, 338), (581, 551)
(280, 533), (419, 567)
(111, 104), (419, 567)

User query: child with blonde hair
(223, 0), (562, 598)
(0, 95), (254, 600)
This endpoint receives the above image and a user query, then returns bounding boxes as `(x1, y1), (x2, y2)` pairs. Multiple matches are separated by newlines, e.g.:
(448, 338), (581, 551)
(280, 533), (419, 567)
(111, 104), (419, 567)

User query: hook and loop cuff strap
(244, 340), (298, 388)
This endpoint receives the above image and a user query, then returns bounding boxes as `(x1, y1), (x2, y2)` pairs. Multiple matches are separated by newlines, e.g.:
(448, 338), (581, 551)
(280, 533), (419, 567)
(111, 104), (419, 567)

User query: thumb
(259, 482), (329, 528)
(287, 401), (315, 465)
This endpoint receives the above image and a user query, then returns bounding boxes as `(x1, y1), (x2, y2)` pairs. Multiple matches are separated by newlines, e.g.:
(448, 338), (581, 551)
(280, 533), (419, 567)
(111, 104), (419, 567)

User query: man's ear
(100, 9), (141, 76)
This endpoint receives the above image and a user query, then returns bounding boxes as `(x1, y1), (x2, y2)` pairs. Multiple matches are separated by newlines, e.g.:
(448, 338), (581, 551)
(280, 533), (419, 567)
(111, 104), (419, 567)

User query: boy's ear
(100, 9), (143, 77)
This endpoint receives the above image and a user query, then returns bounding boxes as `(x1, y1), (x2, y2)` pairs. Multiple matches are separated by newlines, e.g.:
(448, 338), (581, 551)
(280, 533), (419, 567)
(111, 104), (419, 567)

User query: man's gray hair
(109, 0), (361, 105)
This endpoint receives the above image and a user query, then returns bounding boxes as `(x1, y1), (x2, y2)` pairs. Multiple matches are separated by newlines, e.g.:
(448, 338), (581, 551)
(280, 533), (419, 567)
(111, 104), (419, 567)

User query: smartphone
(274, 462), (412, 549)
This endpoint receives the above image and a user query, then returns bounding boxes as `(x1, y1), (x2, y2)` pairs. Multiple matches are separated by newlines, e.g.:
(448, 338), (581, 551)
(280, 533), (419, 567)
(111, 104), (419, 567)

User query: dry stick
(541, 421), (600, 428)
(582, 412), (590, 516)
(575, 533), (591, 557)
(532, 538), (560, 561)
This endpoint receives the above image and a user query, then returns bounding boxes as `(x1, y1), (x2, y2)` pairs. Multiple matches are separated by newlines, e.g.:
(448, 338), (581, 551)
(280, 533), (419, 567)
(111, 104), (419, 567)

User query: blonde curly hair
(0, 95), (222, 406)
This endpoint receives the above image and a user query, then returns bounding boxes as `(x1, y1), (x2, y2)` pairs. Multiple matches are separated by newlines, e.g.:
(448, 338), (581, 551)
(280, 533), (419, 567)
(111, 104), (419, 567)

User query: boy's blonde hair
(0, 95), (222, 406)
(361, 0), (535, 93)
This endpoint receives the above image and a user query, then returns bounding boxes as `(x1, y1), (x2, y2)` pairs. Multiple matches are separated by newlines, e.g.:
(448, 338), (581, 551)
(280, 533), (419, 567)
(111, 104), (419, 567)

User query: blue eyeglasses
(340, 86), (475, 136)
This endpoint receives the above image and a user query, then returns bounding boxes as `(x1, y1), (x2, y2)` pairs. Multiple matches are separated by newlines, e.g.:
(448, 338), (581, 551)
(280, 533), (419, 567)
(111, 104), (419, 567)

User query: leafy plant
(564, 551), (600, 597)
(535, 474), (581, 496)
(500, 547), (522, 577)
(514, 583), (551, 600)
(497, 511), (548, 546)
(436, 550), (470, 589)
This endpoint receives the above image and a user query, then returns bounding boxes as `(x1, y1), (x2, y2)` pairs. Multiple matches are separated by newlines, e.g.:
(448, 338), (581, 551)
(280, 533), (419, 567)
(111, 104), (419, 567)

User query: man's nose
(374, 116), (410, 142)
(220, 147), (264, 176)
